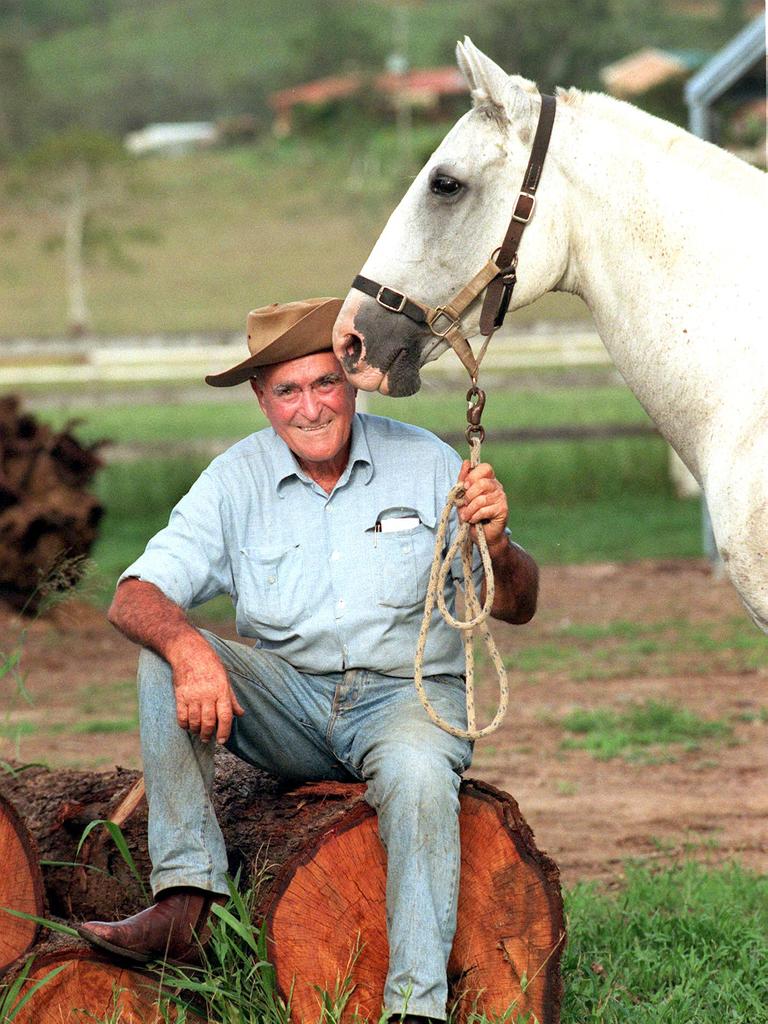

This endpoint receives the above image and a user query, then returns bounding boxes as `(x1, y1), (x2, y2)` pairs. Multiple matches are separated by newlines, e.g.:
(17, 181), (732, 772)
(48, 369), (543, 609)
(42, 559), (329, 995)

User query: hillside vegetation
(0, 129), (586, 337)
(2, 0), (748, 142)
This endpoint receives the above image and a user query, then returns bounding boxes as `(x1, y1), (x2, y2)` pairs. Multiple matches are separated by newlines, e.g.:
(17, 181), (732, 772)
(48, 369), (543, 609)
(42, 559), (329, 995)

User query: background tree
(7, 129), (155, 335)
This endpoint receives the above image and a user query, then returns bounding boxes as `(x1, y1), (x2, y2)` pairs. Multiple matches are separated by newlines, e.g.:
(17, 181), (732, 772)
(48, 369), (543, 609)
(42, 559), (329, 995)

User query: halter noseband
(351, 93), (557, 379)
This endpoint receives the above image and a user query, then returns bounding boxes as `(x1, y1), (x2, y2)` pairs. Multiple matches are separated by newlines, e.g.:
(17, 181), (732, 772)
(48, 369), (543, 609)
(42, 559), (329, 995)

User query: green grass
(562, 861), (768, 1023)
(0, 132), (588, 338)
(507, 616), (768, 682)
(39, 383), (646, 444)
(4, 863), (764, 1023)
(560, 700), (733, 763)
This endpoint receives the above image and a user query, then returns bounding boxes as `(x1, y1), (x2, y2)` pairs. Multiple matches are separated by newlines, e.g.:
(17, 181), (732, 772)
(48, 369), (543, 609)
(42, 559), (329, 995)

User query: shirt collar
(273, 413), (373, 495)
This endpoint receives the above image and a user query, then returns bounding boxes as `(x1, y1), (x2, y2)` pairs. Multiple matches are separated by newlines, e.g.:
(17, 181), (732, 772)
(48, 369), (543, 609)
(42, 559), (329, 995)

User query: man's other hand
(457, 460), (509, 550)
(168, 637), (245, 744)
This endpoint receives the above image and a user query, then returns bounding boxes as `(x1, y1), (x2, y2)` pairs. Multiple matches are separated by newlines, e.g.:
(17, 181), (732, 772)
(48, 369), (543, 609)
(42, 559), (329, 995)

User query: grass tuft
(560, 700), (732, 762)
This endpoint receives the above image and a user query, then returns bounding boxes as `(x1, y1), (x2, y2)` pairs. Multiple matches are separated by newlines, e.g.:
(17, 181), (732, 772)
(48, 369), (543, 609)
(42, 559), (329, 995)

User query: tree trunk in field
(64, 163), (90, 337)
(0, 396), (103, 611)
(2, 936), (200, 1023)
(1, 754), (565, 1024)
(0, 792), (44, 974)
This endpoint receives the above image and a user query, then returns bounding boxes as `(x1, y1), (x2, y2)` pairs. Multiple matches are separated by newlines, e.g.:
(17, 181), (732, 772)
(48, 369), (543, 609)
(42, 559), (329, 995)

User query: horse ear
(456, 37), (535, 124)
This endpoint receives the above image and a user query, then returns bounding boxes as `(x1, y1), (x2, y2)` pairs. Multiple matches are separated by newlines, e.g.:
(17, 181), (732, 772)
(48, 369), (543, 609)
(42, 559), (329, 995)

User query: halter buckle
(375, 286), (407, 314)
(428, 307), (461, 338)
(512, 191), (536, 224)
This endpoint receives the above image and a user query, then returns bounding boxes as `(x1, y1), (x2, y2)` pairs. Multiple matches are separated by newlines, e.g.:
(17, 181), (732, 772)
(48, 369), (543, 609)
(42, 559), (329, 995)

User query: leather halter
(351, 93), (557, 379)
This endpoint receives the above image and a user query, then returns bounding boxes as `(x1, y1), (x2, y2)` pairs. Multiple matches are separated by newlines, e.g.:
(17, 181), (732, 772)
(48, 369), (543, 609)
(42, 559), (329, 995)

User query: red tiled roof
(375, 67), (466, 96)
(269, 75), (363, 113)
(268, 67), (466, 113)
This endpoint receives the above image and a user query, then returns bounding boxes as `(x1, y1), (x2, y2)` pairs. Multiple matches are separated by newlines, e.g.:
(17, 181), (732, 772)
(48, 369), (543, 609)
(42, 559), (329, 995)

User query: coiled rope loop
(413, 399), (510, 741)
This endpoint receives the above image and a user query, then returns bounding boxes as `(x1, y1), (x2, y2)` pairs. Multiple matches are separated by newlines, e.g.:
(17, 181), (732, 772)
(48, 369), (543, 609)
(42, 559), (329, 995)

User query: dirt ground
(1, 559), (766, 888)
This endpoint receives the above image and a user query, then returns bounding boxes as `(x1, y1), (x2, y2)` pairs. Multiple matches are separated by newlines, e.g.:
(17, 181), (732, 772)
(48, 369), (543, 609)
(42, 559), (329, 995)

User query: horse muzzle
(332, 293), (432, 397)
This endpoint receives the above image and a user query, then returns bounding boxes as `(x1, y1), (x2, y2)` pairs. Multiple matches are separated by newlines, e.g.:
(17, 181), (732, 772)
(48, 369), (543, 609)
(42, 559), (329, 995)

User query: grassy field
(0, 134), (589, 338)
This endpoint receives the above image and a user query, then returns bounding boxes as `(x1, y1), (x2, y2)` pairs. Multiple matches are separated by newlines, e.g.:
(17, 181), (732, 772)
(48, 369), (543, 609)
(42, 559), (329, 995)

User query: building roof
(269, 76), (363, 114)
(124, 122), (217, 156)
(601, 48), (691, 97)
(268, 67), (466, 114)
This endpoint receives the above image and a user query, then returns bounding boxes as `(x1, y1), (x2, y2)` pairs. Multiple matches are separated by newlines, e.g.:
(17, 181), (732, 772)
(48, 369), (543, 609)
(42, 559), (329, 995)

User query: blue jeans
(137, 631), (473, 1020)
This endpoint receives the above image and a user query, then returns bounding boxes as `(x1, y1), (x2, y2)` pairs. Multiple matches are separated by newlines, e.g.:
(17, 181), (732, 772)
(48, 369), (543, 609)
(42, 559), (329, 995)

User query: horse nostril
(342, 334), (364, 372)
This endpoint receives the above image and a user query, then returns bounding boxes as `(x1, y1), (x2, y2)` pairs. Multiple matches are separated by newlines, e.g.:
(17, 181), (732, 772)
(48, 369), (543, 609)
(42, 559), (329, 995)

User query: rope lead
(413, 428), (509, 741)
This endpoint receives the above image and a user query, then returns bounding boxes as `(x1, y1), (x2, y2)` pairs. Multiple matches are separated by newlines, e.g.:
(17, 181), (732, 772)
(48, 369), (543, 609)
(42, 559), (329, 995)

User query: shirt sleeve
(118, 469), (232, 609)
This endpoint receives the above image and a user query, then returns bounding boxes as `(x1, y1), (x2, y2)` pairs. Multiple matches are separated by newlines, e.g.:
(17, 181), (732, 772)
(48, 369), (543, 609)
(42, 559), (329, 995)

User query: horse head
(332, 38), (570, 396)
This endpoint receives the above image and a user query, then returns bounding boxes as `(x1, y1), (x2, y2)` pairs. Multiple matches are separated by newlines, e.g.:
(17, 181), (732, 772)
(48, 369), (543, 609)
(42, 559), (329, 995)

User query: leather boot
(77, 887), (225, 964)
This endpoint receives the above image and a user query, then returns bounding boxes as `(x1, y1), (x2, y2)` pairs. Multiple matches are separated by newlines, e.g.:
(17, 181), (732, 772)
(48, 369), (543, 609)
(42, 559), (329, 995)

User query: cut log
(0, 395), (104, 612)
(0, 791), (45, 976)
(1, 755), (564, 1023)
(267, 780), (565, 1024)
(2, 936), (199, 1023)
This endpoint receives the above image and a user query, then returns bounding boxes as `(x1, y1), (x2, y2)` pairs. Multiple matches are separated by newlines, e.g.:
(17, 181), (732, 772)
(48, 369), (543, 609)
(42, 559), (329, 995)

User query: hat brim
(205, 298), (343, 387)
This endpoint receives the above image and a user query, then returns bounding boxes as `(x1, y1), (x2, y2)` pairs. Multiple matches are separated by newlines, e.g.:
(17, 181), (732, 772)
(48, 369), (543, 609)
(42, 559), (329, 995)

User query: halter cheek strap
(351, 92), (557, 379)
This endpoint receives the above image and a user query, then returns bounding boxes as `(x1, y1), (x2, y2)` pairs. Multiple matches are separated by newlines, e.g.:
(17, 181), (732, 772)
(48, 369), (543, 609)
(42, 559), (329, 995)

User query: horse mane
(555, 84), (762, 186)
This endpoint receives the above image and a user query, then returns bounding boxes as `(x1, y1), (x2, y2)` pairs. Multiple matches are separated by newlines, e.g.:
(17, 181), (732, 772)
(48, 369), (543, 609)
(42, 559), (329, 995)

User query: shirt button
(337, 598), (345, 608)
(331, 550), (341, 561)
(267, 575), (276, 584)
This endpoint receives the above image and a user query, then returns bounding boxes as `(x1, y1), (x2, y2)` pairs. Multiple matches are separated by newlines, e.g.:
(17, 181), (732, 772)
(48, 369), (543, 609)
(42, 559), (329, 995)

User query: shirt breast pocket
(368, 512), (437, 608)
(239, 543), (306, 627)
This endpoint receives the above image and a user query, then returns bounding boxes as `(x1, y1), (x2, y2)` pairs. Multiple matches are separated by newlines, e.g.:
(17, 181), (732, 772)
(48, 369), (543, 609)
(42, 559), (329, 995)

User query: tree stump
(0, 791), (44, 975)
(0, 395), (103, 611)
(1, 755), (565, 1023)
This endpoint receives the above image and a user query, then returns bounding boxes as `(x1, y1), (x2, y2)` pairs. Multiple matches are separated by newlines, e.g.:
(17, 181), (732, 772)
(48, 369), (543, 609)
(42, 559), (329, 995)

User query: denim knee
(138, 646), (172, 685)
(366, 746), (462, 825)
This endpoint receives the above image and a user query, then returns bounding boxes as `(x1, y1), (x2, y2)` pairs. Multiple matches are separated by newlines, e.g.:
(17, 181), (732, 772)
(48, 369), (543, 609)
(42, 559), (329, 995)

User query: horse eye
(429, 173), (463, 198)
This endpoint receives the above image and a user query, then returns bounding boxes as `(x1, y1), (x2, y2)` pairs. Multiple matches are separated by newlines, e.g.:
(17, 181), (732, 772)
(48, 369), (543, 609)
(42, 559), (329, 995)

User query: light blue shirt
(121, 413), (480, 678)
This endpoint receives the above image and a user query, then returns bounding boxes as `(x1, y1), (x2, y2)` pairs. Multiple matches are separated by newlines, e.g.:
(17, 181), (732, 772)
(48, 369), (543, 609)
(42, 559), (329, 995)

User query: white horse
(332, 38), (768, 632)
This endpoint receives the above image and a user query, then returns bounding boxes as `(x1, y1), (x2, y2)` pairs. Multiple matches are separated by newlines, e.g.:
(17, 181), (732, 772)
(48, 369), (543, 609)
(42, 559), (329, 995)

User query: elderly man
(78, 297), (538, 1023)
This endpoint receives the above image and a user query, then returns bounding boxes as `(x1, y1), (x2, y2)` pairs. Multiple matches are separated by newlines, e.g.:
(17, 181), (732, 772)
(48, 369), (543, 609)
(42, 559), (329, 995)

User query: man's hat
(205, 297), (343, 387)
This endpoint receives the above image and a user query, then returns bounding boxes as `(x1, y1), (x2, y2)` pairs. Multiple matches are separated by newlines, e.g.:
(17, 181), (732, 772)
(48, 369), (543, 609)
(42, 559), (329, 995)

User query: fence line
(102, 423), (659, 464)
(0, 328), (608, 387)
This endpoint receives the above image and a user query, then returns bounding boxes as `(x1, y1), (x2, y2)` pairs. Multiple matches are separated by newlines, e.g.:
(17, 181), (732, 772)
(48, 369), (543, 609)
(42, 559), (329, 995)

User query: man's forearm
(107, 578), (209, 664)
(483, 537), (539, 624)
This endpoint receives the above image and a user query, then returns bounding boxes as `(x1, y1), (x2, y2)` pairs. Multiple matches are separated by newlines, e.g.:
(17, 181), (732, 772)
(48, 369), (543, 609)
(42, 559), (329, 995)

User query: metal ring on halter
(465, 424), (486, 443)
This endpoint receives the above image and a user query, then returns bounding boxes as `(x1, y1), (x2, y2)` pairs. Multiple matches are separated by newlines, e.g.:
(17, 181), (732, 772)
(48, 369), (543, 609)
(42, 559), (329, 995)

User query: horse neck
(553, 96), (767, 474)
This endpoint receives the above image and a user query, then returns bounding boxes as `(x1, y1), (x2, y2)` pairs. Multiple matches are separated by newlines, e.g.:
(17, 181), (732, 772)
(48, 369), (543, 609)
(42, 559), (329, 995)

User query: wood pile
(0, 752), (565, 1022)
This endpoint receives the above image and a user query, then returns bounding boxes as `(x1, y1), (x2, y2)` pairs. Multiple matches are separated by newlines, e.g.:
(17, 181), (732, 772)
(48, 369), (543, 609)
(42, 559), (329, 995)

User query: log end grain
(5, 939), (199, 1024)
(267, 779), (565, 1024)
(0, 791), (45, 975)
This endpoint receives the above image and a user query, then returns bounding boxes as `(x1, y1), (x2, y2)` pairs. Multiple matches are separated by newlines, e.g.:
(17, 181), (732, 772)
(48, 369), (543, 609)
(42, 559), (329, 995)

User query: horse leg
(705, 450), (768, 635)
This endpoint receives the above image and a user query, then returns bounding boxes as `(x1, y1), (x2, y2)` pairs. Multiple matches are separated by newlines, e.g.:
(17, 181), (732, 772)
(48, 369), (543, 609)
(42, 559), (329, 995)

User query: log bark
(1, 755), (565, 1023)
(0, 791), (45, 975)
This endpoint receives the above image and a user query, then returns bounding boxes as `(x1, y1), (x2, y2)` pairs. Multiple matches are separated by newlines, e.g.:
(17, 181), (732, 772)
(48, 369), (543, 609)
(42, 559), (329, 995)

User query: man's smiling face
(251, 351), (357, 480)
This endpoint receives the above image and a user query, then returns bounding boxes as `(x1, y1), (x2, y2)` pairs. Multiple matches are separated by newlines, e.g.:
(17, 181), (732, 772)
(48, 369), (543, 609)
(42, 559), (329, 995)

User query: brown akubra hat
(205, 297), (343, 387)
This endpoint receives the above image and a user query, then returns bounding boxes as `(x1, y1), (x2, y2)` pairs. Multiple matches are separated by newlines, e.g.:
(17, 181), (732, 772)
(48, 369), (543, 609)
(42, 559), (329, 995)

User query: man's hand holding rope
(457, 460), (539, 624)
